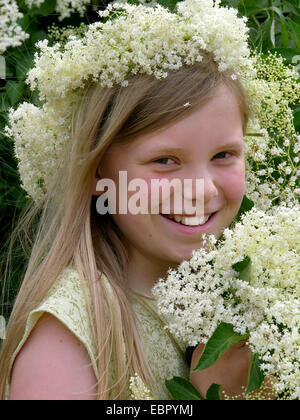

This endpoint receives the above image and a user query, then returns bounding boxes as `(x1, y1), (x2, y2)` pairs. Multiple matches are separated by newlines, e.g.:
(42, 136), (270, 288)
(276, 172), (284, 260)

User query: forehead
(118, 85), (244, 155)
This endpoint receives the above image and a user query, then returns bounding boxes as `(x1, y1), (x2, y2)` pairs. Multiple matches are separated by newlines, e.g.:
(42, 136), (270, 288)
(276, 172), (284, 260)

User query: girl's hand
(189, 341), (276, 400)
(189, 340), (251, 400)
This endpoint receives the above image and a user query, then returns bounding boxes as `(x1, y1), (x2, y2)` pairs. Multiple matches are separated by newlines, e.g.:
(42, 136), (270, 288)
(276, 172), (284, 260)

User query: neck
(126, 250), (177, 298)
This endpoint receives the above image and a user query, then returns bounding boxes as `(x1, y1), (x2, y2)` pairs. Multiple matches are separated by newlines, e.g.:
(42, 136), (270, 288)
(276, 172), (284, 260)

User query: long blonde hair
(0, 54), (250, 399)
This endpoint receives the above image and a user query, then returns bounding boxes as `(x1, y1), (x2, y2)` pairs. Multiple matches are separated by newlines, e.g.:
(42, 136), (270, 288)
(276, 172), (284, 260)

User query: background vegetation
(1, 0), (299, 321)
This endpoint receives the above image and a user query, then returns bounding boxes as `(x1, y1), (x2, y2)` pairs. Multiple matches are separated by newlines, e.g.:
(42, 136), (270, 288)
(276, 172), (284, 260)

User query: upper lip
(161, 212), (216, 217)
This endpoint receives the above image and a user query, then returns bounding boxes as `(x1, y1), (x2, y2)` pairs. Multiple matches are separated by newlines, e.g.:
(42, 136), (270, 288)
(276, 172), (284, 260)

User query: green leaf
(258, 17), (274, 51)
(283, 1), (300, 17)
(38, 0), (57, 16)
(270, 6), (286, 22)
(31, 31), (48, 47)
(244, 7), (265, 17)
(232, 256), (251, 283)
(232, 256), (250, 273)
(294, 110), (300, 132)
(17, 14), (38, 36)
(5, 81), (26, 107)
(280, 19), (290, 48)
(235, 195), (254, 222)
(17, 14), (32, 32)
(193, 323), (249, 372)
(15, 52), (35, 80)
(129, 0), (182, 12)
(288, 18), (300, 50)
(155, 0), (183, 12)
(269, 47), (299, 61)
(223, 0), (240, 9)
(205, 383), (222, 400)
(165, 376), (205, 400)
(242, 195), (254, 212)
(245, 353), (265, 395)
(0, 89), (10, 112)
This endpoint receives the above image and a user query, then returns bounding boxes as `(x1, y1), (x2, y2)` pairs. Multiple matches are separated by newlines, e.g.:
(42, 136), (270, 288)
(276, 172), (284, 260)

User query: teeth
(167, 214), (211, 226)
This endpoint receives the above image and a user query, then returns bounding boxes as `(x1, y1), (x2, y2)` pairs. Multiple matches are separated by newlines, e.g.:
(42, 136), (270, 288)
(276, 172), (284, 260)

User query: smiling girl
(93, 83), (246, 297)
(0, 1), (253, 400)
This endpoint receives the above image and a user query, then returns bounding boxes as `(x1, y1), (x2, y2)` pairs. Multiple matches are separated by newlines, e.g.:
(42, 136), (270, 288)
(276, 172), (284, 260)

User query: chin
(170, 246), (204, 264)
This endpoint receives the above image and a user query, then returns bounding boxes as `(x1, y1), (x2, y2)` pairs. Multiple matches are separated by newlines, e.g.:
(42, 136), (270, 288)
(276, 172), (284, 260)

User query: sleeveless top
(5, 267), (189, 400)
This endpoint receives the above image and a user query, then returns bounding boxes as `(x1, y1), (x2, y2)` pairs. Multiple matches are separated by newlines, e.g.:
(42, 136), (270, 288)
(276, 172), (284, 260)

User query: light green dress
(5, 267), (189, 400)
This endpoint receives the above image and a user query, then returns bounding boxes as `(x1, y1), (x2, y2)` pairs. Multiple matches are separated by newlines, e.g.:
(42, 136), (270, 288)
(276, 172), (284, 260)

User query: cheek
(127, 175), (163, 214)
(223, 164), (245, 203)
(111, 213), (155, 252)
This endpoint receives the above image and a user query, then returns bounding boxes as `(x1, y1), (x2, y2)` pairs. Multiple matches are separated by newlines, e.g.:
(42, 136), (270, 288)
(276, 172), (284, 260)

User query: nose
(182, 169), (218, 211)
(203, 174), (218, 203)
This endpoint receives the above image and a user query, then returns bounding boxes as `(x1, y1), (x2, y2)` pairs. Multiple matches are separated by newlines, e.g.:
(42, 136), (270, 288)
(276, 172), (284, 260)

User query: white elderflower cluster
(0, 0), (29, 54)
(152, 203), (300, 399)
(244, 53), (300, 210)
(5, 102), (71, 199)
(129, 373), (156, 400)
(0, 0), (91, 55)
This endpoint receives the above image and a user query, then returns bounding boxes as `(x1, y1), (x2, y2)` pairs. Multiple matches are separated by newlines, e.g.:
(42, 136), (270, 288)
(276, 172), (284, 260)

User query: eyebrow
(214, 141), (245, 151)
(144, 141), (244, 154)
(144, 145), (187, 154)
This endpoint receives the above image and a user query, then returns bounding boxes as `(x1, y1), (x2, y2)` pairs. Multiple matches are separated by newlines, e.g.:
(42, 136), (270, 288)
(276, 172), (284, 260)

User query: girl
(0, 1), (253, 400)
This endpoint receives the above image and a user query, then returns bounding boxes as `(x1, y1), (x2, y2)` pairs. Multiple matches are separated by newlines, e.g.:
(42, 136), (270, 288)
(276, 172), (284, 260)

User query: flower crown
(5, 0), (300, 208)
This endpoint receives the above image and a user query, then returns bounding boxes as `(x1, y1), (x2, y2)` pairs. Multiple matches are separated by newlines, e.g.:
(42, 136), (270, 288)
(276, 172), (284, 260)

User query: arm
(9, 313), (98, 400)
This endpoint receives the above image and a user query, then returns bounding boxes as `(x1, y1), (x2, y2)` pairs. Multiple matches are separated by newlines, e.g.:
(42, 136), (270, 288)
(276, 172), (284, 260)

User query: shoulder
(9, 313), (98, 400)
(34, 266), (99, 367)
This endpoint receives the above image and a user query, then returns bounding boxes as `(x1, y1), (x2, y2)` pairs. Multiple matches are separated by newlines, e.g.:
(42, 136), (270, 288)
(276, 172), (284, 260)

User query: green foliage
(165, 376), (206, 400)
(193, 322), (249, 372)
(167, 325), (266, 399)
(246, 353), (265, 395)
(165, 376), (222, 400)
(232, 256), (252, 283)
(205, 383), (222, 400)
(222, 0), (300, 53)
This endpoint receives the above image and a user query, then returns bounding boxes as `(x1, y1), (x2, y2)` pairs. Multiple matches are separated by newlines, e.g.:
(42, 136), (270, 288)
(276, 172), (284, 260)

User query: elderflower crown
(4, 0), (300, 206)
(26, 0), (253, 99)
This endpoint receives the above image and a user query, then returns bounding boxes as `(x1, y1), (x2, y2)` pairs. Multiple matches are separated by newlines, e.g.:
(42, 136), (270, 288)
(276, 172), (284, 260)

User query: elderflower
(129, 374), (156, 400)
(244, 53), (300, 210)
(0, 0), (92, 55)
(0, 0), (29, 54)
(152, 203), (300, 399)
(5, 102), (71, 200)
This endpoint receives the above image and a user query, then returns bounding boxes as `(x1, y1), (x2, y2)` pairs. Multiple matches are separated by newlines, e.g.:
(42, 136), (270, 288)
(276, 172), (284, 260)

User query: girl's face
(94, 85), (245, 276)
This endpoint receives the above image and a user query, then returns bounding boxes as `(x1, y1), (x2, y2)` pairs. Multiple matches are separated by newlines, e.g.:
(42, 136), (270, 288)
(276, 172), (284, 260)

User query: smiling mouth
(160, 213), (215, 226)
